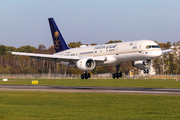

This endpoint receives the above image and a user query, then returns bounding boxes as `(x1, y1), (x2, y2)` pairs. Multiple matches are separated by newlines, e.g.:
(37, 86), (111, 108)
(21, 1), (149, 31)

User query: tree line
(153, 41), (180, 74)
(0, 40), (177, 74)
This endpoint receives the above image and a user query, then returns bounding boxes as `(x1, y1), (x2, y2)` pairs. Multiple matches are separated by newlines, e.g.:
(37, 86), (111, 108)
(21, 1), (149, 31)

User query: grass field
(0, 79), (180, 119)
(0, 91), (180, 120)
(0, 78), (180, 88)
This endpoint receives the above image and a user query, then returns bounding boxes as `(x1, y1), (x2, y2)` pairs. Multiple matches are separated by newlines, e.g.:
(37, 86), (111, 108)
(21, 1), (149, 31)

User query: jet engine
(132, 60), (151, 70)
(76, 58), (96, 71)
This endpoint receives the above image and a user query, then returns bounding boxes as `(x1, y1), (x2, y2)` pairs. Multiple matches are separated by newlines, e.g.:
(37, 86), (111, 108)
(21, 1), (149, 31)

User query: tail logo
(54, 31), (59, 39)
(54, 31), (60, 49)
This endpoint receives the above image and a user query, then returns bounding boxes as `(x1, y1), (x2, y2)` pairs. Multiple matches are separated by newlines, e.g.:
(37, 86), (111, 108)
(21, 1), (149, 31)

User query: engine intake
(77, 58), (96, 71)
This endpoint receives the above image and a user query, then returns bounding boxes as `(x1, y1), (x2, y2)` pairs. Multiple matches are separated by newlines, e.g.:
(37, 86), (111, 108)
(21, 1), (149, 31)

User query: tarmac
(0, 85), (180, 95)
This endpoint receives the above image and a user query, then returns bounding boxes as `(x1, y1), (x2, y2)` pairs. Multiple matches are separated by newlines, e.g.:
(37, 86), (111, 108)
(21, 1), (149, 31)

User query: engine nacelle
(132, 60), (151, 70)
(76, 58), (96, 71)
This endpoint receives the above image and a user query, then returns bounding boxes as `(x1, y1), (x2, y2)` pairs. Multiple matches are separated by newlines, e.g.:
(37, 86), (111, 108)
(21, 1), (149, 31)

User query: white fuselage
(54, 40), (162, 66)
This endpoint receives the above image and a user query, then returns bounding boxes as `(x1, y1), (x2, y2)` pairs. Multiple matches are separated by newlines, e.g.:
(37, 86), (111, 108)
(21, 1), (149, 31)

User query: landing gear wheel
(84, 74), (88, 79)
(116, 73), (119, 78)
(118, 72), (122, 77)
(87, 73), (91, 78)
(147, 69), (149, 74)
(81, 74), (84, 79)
(112, 74), (116, 79)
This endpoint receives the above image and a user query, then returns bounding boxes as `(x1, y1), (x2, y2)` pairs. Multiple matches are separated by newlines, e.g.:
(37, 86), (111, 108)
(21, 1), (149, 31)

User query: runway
(0, 85), (180, 95)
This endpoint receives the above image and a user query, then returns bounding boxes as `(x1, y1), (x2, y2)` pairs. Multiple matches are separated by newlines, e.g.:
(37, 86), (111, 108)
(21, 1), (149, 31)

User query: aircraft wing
(162, 49), (172, 53)
(9, 52), (105, 63)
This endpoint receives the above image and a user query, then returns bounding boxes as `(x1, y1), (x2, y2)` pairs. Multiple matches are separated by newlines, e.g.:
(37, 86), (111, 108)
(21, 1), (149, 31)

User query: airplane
(10, 18), (172, 79)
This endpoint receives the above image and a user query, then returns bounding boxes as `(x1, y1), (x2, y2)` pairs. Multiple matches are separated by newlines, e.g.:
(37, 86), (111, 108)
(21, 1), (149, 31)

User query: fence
(0, 74), (79, 79)
(0, 73), (113, 79)
(1, 73), (180, 79)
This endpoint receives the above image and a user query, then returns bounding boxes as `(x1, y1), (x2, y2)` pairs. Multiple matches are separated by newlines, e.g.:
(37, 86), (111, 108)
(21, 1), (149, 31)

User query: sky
(0, 0), (180, 48)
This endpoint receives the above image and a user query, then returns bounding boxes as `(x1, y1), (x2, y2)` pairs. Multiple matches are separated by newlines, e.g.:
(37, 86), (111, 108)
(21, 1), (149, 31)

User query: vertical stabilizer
(48, 18), (70, 53)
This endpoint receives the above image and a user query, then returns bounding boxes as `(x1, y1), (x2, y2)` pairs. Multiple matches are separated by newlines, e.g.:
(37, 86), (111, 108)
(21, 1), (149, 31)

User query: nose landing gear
(144, 69), (149, 74)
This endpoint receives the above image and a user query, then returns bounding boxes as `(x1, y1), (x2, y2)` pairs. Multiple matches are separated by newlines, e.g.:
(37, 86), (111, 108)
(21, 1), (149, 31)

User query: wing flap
(10, 52), (79, 62)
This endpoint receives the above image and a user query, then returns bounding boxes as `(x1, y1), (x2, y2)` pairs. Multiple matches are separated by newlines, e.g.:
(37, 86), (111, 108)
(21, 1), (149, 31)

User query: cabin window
(152, 45), (157, 48)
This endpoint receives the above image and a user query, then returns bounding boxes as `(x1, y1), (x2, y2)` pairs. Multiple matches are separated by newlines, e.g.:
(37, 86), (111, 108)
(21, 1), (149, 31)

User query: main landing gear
(112, 64), (122, 79)
(81, 71), (91, 79)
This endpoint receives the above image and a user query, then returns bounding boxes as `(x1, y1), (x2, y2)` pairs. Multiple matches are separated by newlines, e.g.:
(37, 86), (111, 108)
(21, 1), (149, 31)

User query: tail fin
(48, 18), (70, 53)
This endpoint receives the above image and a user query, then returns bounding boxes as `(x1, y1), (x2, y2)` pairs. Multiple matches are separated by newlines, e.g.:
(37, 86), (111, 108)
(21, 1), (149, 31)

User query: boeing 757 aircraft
(10, 18), (172, 79)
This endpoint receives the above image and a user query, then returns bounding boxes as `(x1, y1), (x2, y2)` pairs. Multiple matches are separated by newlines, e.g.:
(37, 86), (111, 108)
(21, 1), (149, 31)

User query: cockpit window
(152, 45), (157, 48)
(146, 45), (160, 49)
